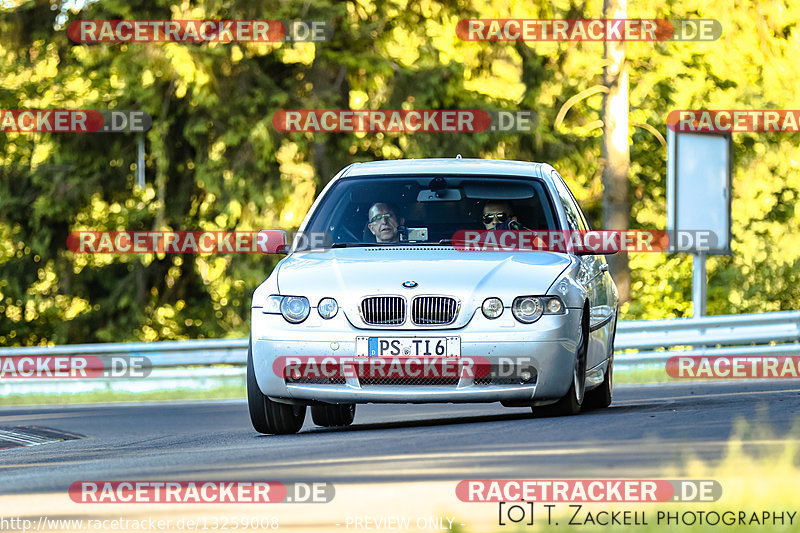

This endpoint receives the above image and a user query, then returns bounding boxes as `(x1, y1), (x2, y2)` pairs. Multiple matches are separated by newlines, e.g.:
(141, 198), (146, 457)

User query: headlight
(481, 297), (503, 319)
(510, 296), (566, 323)
(543, 296), (565, 315)
(318, 297), (338, 319)
(280, 296), (310, 323)
(512, 296), (544, 323)
(263, 295), (310, 323)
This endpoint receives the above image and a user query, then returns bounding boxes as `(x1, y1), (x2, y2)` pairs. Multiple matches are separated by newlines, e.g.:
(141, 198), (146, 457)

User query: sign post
(666, 129), (732, 318)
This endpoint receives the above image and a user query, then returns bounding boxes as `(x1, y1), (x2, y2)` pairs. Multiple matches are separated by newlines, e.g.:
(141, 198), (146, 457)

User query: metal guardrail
(0, 311), (798, 394)
(617, 310), (800, 349)
(0, 338), (247, 366)
(615, 310), (800, 366)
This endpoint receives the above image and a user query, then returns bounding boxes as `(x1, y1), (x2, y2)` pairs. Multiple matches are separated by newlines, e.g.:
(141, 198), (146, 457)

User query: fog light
(482, 297), (503, 319)
(519, 367), (537, 384)
(318, 297), (338, 319)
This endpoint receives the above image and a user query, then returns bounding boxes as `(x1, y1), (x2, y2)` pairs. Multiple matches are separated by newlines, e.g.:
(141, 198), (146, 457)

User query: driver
(367, 203), (404, 242)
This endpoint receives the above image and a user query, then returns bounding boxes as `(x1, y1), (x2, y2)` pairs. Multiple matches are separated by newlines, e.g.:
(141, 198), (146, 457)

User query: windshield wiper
(330, 243), (374, 248)
(413, 239), (453, 246)
(331, 240), (453, 248)
(330, 242), (411, 248)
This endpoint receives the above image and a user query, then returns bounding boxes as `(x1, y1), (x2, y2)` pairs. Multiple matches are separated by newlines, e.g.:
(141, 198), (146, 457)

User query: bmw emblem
(402, 280), (418, 288)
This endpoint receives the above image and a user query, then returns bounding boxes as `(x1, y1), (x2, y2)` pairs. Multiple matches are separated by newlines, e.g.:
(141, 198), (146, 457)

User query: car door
(550, 171), (612, 370)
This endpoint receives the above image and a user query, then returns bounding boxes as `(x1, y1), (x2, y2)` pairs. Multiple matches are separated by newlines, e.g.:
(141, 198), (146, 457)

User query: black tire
(584, 316), (616, 410)
(532, 307), (588, 418)
(311, 404), (356, 427)
(247, 341), (306, 435)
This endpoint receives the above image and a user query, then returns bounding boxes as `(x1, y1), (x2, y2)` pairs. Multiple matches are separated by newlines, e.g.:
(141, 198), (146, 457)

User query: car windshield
(297, 175), (560, 250)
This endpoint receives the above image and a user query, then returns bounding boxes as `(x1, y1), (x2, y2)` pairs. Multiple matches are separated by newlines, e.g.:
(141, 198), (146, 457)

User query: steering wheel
(335, 225), (361, 243)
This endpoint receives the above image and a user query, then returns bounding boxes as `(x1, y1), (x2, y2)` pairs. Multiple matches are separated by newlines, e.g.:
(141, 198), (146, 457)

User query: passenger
(482, 200), (520, 230)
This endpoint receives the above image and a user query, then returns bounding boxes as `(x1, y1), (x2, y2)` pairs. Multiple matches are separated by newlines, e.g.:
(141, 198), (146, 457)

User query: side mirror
(257, 230), (288, 254)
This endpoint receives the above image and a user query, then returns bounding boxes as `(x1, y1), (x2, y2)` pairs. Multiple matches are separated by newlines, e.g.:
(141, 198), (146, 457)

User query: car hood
(276, 247), (573, 329)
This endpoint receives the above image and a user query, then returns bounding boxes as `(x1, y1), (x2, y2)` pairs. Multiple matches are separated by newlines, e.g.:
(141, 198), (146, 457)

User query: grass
(0, 365), (711, 406)
(0, 384), (247, 407)
(488, 416), (800, 532)
(615, 365), (681, 384)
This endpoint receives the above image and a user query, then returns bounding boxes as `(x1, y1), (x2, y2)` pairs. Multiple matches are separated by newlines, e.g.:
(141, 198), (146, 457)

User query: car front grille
(285, 377), (346, 385)
(360, 296), (406, 325)
(411, 296), (458, 325)
(359, 377), (460, 386)
(474, 375), (536, 385)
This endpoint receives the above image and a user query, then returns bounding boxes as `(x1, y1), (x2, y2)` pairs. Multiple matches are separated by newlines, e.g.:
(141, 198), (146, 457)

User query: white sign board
(666, 129), (732, 254)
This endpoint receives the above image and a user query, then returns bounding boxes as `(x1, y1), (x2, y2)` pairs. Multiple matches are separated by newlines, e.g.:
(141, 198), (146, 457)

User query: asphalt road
(1, 381), (799, 495)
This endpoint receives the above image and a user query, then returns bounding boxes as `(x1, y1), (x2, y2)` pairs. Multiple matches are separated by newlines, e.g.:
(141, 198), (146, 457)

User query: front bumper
(250, 308), (582, 404)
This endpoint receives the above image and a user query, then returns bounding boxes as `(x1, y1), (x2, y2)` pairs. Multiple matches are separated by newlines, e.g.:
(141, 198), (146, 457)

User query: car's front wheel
(532, 310), (588, 418)
(311, 404), (356, 427)
(247, 340), (306, 435)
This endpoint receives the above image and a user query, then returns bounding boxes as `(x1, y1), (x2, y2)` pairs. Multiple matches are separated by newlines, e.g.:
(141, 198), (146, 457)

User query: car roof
(340, 158), (553, 181)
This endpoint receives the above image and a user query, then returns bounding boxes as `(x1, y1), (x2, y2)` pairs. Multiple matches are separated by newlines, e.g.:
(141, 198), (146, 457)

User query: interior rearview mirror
(417, 189), (462, 202)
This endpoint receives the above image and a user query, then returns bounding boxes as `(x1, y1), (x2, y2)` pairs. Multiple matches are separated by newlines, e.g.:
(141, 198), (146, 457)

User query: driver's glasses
(482, 212), (508, 224)
(369, 213), (395, 225)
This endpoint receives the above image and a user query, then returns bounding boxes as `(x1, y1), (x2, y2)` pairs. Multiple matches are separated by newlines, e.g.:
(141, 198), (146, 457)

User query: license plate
(355, 337), (460, 357)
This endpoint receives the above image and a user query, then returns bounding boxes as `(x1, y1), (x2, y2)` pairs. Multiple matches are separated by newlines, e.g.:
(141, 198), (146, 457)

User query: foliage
(0, 0), (798, 345)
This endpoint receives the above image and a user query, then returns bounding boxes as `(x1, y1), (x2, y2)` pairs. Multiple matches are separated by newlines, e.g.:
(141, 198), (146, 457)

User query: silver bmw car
(248, 158), (618, 434)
